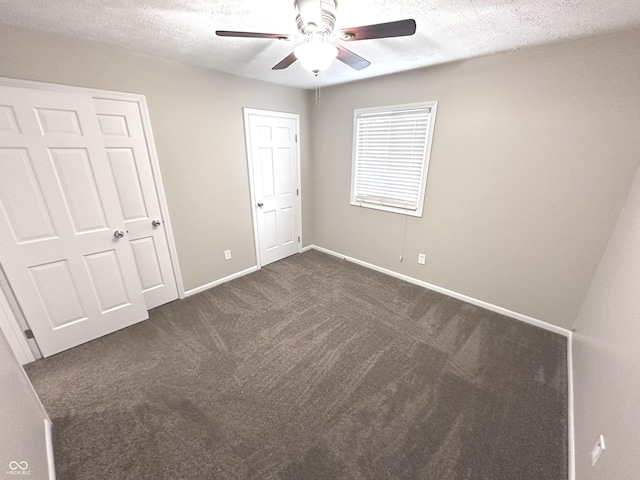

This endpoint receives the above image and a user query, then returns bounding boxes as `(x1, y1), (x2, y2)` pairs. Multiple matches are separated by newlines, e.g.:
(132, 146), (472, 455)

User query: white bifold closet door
(93, 98), (178, 310)
(0, 85), (177, 357)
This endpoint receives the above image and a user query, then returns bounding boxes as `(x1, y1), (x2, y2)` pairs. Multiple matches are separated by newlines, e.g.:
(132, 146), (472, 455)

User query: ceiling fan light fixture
(294, 36), (338, 75)
(218, 0), (417, 76)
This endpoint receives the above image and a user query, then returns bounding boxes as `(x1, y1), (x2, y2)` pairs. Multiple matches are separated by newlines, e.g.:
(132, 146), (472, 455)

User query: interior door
(0, 85), (148, 357)
(93, 98), (178, 310)
(245, 111), (301, 266)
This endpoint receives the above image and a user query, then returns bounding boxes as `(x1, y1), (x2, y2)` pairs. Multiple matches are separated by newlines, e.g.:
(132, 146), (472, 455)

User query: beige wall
(572, 159), (640, 478)
(309, 29), (640, 329)
(0, 24), (311, 292)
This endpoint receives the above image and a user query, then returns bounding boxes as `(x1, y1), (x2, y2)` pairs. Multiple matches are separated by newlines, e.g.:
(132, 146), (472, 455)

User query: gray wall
(4, 18), (640, 479)
(0, 328), (51, 479)
(3, 22), (639, 329)
(309, 29), (640, 329)
(572, 159), (640, 477)
(0, 23), (311, 292)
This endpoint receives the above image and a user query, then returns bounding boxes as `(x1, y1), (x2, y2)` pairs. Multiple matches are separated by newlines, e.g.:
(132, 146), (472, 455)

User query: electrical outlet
(418, 253), (426, 265)
(591, 434), (606, 466)
(224, 250), (232, 261)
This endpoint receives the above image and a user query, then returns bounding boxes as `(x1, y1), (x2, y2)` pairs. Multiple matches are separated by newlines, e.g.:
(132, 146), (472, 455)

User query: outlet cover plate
(418, 253), (426, 265)
(224, 250), (232, 260)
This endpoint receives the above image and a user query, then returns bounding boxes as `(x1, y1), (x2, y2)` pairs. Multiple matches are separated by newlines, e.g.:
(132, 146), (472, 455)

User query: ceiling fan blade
(336, 45), (370, 70)
(272, 52), (298, 70)
(216, 30), (291, 40)
(337, 19), (416, 41)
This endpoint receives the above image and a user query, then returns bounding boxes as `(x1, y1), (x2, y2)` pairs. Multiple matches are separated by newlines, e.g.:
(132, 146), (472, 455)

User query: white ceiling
(2, 0), (640, 90)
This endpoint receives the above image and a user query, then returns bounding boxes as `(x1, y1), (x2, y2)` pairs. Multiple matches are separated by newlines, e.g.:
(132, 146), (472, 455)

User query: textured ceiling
(1, 0), (640, 90)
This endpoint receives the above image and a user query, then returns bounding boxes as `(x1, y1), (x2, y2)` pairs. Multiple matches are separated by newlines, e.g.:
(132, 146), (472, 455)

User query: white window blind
(351, 102), (437, 217)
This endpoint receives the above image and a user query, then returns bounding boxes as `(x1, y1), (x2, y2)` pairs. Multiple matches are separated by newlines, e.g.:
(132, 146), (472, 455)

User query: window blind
(353, 106), (431, 212)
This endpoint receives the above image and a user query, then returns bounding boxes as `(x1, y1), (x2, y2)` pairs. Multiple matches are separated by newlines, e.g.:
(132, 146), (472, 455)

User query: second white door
(245, 110), (301, 266)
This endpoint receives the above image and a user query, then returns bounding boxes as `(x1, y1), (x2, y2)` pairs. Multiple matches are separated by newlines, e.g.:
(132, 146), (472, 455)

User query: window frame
(350, 101), (438, 217)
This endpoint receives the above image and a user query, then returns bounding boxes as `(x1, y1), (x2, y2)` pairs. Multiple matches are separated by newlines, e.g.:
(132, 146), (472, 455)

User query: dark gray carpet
(26, 250), (568, 480)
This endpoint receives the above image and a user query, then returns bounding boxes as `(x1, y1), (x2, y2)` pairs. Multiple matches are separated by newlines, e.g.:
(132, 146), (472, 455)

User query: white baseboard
(45, 418), (56, 480)
(184, 266), (258, 297)
(567, 333), (575, 480)
(308, 245), (572, 338)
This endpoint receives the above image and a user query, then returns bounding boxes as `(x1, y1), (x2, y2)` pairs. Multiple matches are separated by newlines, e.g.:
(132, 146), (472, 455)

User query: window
(350, 101), (438, 217)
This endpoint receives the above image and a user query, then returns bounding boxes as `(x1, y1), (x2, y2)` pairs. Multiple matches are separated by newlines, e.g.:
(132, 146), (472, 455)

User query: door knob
(113, 230), (125, 239)
(152, 219), (162, 227)
(257, 202), (264, 207)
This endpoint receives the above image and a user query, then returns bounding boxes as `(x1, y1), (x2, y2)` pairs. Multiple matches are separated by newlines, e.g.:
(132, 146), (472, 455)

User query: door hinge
(24, 329), (34, 340)
(297, 188), (299, 196)
(295, 134), (298, 142)
(298, 236), (301, 243)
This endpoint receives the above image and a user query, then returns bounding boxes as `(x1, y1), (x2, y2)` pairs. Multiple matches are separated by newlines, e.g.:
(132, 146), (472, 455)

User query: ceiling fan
(216, 0), (416, 75)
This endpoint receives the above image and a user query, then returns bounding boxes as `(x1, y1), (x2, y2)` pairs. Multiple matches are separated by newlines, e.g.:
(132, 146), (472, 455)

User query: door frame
(243, 108), (303, 269)
(0, 280), (36, 365)
(0, 77), (185, 360)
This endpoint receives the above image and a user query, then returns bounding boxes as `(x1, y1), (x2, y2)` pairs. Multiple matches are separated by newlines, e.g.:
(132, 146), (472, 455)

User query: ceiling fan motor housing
(296, 0), (337, 35)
